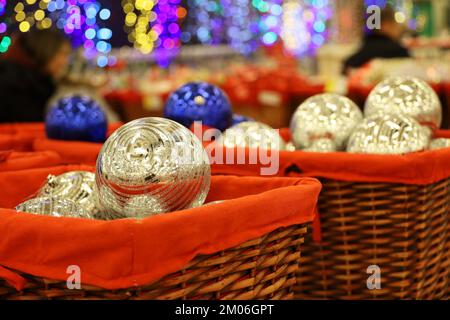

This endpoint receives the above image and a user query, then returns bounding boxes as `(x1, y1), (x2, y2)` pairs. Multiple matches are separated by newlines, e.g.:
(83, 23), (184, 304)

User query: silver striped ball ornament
(95, 117), (211, 219)
(16, 197), (93, 219)
(38, 171), (100, 215)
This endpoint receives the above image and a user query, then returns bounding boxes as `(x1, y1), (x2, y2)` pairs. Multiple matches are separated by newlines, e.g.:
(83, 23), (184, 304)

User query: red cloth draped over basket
(208, 129), (450, 299)
(435, 129), (450, 139)
(212, 129), (450, 185)
(0, 165), (320, 291)
(0, 123), (123, 153)
(0, 122), (123, 137)
(0, 133), (42, 152)
(33, 139), (102, 165)
(0, 151), (62, 171)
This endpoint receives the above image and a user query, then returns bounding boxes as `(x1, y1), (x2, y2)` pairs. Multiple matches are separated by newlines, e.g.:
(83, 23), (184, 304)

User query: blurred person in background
(343, 6), (410, 74)
(0, 28), (71, 123)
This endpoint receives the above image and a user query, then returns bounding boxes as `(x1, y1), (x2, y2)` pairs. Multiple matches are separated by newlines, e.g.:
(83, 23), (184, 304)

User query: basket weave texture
(0, 224), (308, 300)
(295, 178), (449, 300)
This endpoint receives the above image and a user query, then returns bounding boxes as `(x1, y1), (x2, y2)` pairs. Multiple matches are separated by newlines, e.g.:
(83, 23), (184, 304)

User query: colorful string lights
(281, 0), (308, 55)
(253, 0), (283, 46)
(0, 1), (338, 62)
(153, 0), (184, 67)
(122, 0), (158, 54)
(122, 0), (186, 66)
(47, 0), (114, 67)
(281, 0), (332, 56)
(0, 0), (9, 53)
(183, 0), (223, 45)
(9, 0), (113, 67)
(222, 0), (260, 55)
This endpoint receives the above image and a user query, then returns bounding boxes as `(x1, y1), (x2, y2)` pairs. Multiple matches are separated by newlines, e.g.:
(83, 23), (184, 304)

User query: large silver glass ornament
(365, 76), (442, 129)
(347, 113), (430, 154)
(216, 121), (286, 150)
(302, 138), (337, 153)
(38, 171), (100, 215)
(16, 197), (93, 219)
(97, 185), (168, 220)
(290, 93), (363, 150)
(429, 138), (450, 150)
(95, 117), (211, 219)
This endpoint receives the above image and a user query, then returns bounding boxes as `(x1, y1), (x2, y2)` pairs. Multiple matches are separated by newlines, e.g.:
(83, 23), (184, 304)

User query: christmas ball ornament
(38, 171), (100, 215)
(16, 197), (93, 219)
(46, 95), (108, 143)
(95, 117), (211, 219)
(232, 114), (254, 126)
(96, 185), (168, 220)
(164, 82), (233, 131)
(303, 138), (337, 153)
(290, 93), (363, 150)
(365, 76), (442, 129)
(217, 121), (286, 150)
(430, 138), (450, 150)
(347, 113), (430, 154)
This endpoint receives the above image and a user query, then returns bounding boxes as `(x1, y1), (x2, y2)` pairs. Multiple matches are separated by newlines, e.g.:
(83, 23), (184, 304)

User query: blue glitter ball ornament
(232, 114), (254, 126)
(164, 82), (233, 131)
(46, 95), (108, 143)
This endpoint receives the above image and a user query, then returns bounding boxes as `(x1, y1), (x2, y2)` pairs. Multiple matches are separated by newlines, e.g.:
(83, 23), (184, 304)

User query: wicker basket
(292, 176), (449, 300)
(211, 144), (450, 300)
(0, 224), (308, 300)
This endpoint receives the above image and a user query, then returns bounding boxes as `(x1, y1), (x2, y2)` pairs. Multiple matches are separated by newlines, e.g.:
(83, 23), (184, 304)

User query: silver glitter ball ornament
(302, 138), (337, 153)
(38, 171), (100, 215)
(95, 117), (211, 219)
(216, 121), (286, 150)
(365, 76), (442, 129)
(16, 197), (93, 219)
(429, 138), (450, 150)
(290, 93), (363, 150)
(347, 113), (430, 154)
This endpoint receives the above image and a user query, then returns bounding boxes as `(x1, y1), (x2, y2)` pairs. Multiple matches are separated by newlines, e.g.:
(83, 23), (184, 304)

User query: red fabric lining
(211, 129), (450, 185)
(0, 122), (123, 137)
(0, 165), (94, 209)
(0, 165), (320, 290)
(0, 133), (40, 151)
(33, 139), (102, 165)
(0, 123), (122, 154)
(0, 151), (62, 171)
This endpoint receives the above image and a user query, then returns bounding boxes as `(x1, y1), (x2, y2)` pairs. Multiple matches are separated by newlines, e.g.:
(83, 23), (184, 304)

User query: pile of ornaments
(163, 81), (287, 151)
(16, 117), (211, 220)
(290, 76), (447, 154)
(164, 77), (448, 154)
(13, 76), (448, 219)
